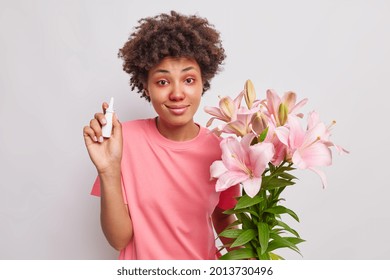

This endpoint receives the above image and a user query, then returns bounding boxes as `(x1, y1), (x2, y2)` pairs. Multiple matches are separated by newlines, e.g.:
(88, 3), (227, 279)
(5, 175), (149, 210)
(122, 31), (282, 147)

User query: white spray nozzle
(106, 97), (114, 113)
(102, 97), (114, 138)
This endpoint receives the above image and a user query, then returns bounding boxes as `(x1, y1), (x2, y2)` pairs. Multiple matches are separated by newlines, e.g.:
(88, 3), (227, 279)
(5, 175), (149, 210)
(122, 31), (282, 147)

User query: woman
(83, 11), (239, 260)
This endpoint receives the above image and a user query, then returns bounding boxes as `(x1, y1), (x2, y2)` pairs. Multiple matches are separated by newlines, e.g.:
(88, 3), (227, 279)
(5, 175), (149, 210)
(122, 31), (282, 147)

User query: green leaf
(257, 247), (270, 260)
(219, 248), (256, 260)
(284, 237), (306, 245)
(231, 229), (257, 248)
(267, 233), (302, 255)
(224, 219), (242, 228)
(258, 126), (269, 142)
(239, 212), (256, 229)
(256, 247), (262, 259)
(235, 195), (264, 210)
(278, 165), (296, 172)
(260, 253), (271, 260)
(258, 222), (269, 255)
(269, 252), (285, 260)
(224, 208), (259, 218)
(219, 229), (243, 239)
(264, 206), (300, 222)
(278, 172), (298, 181)
(276, 220), (300, 237)
(262, 177), (295, 190)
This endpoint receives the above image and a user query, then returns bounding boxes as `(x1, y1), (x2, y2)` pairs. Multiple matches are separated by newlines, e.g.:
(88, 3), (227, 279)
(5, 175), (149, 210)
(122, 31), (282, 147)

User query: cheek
(188, 84), (203, 98)
(190, 93), (202, 109)
(150, 98), (163, 111)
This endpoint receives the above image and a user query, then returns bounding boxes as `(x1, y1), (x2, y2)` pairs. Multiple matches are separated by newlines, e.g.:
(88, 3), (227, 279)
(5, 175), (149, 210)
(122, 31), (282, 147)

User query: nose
(169, 83), (185, 101)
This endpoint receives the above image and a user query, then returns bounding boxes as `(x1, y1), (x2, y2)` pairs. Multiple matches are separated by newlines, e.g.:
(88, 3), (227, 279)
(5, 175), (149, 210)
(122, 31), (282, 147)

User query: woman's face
(145, 56), (203, 138)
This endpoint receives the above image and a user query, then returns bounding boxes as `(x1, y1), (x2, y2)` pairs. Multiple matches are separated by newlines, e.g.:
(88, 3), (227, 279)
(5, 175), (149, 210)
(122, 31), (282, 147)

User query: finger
(101, 102), (109, 114)
(83, 125), (98, 144)
(90, 119), (104, 143)
(94, 112), (107, 126)
(112, 113), (122, 138)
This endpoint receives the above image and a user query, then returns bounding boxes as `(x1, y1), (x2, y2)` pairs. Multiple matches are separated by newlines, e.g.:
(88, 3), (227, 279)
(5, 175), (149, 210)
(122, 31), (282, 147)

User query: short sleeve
(90, 175), (128, 204)
(217, 184), (241, 210)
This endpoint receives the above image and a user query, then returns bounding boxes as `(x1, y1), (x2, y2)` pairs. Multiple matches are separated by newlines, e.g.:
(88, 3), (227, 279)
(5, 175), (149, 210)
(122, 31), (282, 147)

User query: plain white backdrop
(0, 0), (389, 259)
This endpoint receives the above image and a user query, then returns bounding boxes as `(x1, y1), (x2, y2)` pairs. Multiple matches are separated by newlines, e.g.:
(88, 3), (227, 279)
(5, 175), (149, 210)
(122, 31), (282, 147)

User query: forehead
(149, 57), (201, 74)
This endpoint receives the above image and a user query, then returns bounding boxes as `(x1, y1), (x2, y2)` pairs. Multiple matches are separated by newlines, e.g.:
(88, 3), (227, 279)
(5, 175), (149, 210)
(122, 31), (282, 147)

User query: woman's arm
(83, 102), (133, 251)
(212, 206), (237, 251)
(99, 170), (133, 251)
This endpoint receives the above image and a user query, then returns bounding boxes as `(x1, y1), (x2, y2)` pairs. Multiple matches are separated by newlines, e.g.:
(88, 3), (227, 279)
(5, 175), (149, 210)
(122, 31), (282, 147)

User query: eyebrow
(152, 66), (197, 74)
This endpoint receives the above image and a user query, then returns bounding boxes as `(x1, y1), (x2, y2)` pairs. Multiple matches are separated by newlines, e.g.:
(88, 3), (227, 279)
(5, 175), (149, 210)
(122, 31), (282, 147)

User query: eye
(157, 79), (169, 86)
(185, 78), (195, 84)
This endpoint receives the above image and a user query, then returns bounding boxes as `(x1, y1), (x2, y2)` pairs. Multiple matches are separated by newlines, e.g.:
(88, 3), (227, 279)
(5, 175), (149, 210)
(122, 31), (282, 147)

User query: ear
(143, 87), (149, 96)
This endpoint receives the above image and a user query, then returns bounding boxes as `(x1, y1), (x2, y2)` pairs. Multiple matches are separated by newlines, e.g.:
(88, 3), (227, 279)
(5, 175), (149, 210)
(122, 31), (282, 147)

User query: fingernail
(99, 136), (104, 143)
(101, 118), (107, 125)
(93, 136), (98, 142)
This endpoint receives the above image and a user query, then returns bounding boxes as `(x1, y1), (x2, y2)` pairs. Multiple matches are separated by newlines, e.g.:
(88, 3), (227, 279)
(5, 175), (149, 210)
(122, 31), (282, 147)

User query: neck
(155, 117), (199, 141)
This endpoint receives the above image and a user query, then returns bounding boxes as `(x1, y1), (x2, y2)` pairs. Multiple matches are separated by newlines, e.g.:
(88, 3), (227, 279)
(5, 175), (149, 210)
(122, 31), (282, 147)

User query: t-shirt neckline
(146, 118), (206, 150)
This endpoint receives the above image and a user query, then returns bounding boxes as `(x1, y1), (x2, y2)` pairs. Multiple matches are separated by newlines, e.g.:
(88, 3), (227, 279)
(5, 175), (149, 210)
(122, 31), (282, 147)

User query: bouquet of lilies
(205, 80), (348, 260)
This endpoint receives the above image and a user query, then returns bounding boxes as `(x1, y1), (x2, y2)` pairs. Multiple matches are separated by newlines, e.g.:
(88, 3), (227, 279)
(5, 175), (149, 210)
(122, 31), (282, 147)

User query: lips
(165, 104), (190, 115)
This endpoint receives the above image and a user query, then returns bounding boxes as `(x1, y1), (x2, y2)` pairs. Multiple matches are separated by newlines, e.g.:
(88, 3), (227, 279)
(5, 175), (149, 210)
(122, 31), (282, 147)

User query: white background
(0, 0), (389, 259)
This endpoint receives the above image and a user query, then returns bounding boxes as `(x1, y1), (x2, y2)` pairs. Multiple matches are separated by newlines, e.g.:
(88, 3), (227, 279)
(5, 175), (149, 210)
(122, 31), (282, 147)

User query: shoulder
(199, 125), (222, 143)
(121, 118), (151, 133)
(196, 125), (223, 150)
(120, 118), (155, 142)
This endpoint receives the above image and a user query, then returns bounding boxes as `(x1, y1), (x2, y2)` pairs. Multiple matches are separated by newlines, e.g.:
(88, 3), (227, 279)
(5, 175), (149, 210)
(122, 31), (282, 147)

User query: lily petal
(206, 117), (217, 127)
(249, 142), (275, 177)
(334, 144), (350, 155)
(204, 106), (225, 119)
(210, 160), (228, 179)
(274, 126), (290, 146)
(282, 91), (297, 110)
(287, 117), (305, 150)
(219, 96), (236, 119)
(293, 142), (332, 169)
(242, 177), (262, 198)
(307, 111), (320, 129)
(220, 137), (247, 172)
(266, 89), (282, 121)
(224, 120), (249, 137)
(244, 80), (256, 109)
(290, 98), (308, 115)
(309, 167), (328, 188)
(216, 171), (248, 192)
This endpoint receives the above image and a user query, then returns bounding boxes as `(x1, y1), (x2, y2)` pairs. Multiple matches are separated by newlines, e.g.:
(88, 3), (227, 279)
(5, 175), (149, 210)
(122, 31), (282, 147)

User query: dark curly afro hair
(118, 11), (226, 101)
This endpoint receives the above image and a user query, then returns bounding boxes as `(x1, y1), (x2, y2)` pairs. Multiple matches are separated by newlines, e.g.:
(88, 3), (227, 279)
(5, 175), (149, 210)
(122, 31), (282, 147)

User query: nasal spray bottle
(102, 97), (114, 138)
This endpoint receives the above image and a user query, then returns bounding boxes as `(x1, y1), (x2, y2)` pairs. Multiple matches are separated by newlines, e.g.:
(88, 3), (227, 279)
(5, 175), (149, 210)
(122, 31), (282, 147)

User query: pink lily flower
(262, 89), (308, 126)
(204, 91), (244, 127)
(220, 107), (258, 137)
(275, 113), (333, 187)
(268, 128), (287, 166)
(247, 115), (287, 166)
(207, 103), (262, 137)
(307, 111), (349, 155)
(210, 135), (275, 198)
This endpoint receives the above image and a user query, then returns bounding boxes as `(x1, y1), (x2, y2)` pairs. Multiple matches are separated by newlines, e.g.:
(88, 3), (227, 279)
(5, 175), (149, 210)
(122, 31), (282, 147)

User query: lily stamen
(306, 136), (321, 148)
(231, 153), (252, 175)
(327, 120), (336, 130)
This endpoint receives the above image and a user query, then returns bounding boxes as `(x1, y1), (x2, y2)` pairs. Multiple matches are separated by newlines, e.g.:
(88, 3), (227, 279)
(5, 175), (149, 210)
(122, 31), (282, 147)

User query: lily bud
(226, 123), (247, 137)
(251, 111), (268, 135)
(219, 96), (235, 119)
(244, 79), (256, 109)
(283, 91), (297, 110)
(278, 103), (289, 126)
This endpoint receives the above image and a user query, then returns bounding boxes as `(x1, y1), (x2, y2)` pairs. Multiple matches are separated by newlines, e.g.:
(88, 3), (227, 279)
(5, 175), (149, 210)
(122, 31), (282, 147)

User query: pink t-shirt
(91, 118), (239, 259)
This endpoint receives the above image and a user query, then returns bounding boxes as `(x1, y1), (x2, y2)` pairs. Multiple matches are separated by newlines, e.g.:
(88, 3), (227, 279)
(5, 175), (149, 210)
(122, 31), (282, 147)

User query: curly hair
(118, 11), (226, 101)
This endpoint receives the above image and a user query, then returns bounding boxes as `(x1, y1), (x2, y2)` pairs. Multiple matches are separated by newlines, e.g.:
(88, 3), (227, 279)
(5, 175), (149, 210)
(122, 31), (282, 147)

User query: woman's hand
(83, 102), (123, 175)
